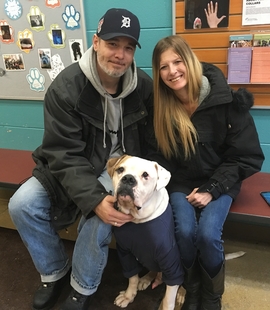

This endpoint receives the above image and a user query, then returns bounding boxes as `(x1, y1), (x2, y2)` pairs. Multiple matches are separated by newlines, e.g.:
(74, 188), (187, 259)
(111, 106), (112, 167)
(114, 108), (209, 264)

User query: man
(8, 8), (154, 310)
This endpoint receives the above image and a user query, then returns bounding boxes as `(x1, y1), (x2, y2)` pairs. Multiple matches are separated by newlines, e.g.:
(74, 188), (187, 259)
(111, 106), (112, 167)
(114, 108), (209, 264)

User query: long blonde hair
(152, 35), (202, 159)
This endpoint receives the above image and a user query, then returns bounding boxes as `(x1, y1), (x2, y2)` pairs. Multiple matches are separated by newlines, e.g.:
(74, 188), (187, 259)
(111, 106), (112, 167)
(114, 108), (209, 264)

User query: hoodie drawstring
(119, 99), (126, 153)
(103, 96), (108, 148)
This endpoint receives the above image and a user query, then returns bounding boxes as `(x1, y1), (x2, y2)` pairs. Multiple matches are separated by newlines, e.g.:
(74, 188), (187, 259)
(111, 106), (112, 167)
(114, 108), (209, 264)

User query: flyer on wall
(242, 0), (270, 26)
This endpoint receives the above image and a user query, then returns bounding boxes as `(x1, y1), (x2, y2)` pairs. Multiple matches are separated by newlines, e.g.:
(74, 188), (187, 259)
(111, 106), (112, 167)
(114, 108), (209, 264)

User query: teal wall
(0, 0), (269, 172)
(250, 109), (270, 172)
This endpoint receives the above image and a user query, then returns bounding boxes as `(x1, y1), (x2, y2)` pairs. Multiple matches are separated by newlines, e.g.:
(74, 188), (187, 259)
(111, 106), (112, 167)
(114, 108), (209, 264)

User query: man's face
(93, 35), (136, 78)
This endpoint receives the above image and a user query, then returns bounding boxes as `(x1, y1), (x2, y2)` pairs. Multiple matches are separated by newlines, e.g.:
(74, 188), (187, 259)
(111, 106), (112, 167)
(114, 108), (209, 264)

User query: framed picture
(1, 25), (11, 40)
(184, 0), (230, 29)
(2, 54), (25, 71)
(52, 29), (63, 45)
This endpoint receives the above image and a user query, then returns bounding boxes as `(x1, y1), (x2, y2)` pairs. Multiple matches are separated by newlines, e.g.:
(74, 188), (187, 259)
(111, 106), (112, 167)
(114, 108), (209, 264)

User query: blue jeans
(8, 171), (114, 296)
(170, 192), (232, 277)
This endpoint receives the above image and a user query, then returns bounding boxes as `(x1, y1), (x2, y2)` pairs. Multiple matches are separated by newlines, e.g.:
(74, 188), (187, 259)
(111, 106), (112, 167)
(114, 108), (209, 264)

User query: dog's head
(107, 155), (171, 218)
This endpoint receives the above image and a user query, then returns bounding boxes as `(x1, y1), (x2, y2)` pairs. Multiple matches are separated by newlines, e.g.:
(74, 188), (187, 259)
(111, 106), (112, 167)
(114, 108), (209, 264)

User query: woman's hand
(186, 188), (213, 208)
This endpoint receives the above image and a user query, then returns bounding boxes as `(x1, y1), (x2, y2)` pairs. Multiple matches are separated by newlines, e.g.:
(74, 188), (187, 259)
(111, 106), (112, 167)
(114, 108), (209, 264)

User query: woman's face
(159, 48), (187, 93)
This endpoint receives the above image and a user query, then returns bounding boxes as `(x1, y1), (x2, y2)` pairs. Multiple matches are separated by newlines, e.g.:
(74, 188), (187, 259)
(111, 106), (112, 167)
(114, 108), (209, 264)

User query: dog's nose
(121, 174), (137, 186)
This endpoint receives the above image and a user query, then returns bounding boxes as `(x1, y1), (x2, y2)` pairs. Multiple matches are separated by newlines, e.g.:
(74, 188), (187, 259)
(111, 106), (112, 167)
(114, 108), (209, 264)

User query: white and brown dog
(107, 155), (184, 310)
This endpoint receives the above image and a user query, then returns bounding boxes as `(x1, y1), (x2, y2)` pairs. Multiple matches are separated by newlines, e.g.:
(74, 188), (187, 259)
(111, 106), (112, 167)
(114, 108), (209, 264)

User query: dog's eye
(116, 167), (124, 174)
(142, 172), (149, 178)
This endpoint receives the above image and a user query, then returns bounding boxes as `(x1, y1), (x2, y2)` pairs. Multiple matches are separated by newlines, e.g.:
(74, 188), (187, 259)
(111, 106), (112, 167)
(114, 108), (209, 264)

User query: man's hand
(204, 1), (226, 28)
(94, 195), (133, 226)
(186, 188), (212, 208)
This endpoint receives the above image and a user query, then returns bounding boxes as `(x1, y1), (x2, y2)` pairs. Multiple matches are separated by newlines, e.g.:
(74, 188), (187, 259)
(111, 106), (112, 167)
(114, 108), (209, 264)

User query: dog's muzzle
(116, 174), (142, 210)
(117, 174), (137, 200)
(120, 174), (137, 187)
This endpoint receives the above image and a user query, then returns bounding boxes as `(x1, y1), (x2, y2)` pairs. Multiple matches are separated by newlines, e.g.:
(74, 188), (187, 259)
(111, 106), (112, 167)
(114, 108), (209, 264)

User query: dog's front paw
(138, 275), (152, 290)
(114, 290), (136, 308)
(138, 271), (159, 290)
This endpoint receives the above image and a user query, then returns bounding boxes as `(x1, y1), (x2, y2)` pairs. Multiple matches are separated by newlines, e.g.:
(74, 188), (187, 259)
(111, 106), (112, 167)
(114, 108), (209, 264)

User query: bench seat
(228, 172), (270, 226)
(0, 149), (270, 236)
(0, 149), (34, 189)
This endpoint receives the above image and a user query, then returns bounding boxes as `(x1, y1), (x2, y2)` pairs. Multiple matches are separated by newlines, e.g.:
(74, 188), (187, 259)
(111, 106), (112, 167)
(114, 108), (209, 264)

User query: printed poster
(242, 0), (270, 26)
(185, 0), (230, 29)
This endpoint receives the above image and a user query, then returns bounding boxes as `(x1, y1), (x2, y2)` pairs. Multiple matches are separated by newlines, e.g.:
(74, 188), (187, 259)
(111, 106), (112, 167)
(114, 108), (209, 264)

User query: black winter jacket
(32, 62), (155, 230)
(156, 63), (264, 200)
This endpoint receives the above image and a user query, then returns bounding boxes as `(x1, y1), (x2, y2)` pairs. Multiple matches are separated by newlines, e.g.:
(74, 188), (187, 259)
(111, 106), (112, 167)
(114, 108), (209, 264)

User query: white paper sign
(242, 0), (270, 26)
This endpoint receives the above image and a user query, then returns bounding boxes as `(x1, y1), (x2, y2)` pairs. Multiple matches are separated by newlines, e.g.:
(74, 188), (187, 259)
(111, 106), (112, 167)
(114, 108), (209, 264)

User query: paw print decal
(0, 20), (14, 43)
(17, 29), (35, 53)
(45, 0), (61, 9)
(26, 68), (45, 92)
(62, 5), (80, 30)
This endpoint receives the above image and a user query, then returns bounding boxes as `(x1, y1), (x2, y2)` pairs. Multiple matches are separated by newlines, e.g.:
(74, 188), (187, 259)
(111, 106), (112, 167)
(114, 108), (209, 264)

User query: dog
(107, 155), (184, 310)
(71, 41), (82, 61)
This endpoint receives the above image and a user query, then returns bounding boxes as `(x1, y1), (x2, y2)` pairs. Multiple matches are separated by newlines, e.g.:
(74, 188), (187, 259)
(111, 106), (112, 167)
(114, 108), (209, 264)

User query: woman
(151, 35), (264, 310)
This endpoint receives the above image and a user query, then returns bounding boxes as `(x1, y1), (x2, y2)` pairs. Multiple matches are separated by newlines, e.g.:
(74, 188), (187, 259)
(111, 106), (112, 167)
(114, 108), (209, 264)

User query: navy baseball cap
(96, 8), (141, 48)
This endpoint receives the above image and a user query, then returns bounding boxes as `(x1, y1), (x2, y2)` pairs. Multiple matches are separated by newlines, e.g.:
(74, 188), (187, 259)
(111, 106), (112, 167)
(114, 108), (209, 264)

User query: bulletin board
(0, 0), (87, 100)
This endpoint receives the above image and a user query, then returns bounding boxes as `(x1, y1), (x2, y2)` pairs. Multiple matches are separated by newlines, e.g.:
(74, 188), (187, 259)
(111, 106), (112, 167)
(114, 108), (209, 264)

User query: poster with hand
(185, 0), (229, 29)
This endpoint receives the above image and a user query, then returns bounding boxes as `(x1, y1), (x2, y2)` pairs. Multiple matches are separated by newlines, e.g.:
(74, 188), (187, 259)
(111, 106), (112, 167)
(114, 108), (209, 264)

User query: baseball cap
(96, 8), (141, 48)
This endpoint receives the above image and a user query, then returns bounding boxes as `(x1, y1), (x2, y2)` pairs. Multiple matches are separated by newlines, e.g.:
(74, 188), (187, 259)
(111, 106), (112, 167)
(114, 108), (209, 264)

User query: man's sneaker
(60, 289), (93, 310)
(33, 269), (71, 310)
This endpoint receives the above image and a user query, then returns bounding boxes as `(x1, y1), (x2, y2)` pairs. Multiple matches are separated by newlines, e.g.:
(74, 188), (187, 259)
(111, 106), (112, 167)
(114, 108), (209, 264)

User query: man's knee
(8, 187), (26, 218)
(8, 178), (49, 221)
(79, 216), (112, 247)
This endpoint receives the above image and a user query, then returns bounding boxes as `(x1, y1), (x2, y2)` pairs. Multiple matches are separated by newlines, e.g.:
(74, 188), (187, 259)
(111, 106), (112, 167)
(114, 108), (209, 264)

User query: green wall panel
(260, 145), (270, 173)
(0, 127), (43, 151)
(0, 100), (43, 128)
(83, 0), (172, 30)
(250, 109), (270, 144)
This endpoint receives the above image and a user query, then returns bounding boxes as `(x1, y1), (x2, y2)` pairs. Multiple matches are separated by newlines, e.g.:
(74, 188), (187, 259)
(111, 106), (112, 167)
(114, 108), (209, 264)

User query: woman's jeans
(8, 172), (114, 296)
(170, 192), (232, 278)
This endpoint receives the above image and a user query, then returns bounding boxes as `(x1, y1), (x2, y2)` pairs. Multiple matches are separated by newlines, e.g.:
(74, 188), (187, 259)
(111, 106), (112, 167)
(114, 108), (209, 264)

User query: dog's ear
(107, 157), (121, 178)
(106, 155), (132, 178)
(154, 163), (171, 191)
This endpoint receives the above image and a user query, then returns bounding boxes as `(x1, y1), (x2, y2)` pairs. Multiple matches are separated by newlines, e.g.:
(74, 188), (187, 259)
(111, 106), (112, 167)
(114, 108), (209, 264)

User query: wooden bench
(228, 172), (270, 226)
(0, 149), (35, 189)
(0, 148), (270, 238)
(0, 148), (81, 241)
